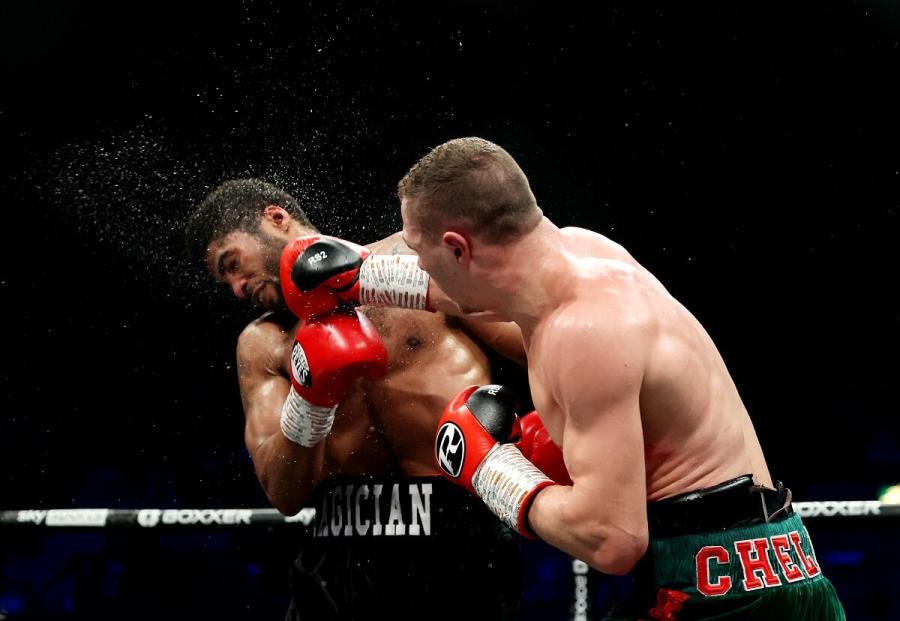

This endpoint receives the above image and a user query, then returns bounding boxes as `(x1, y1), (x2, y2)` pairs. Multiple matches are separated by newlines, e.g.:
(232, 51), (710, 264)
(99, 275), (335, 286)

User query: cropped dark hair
(398, 137), (540, 242)
(185, 178), (316, 265)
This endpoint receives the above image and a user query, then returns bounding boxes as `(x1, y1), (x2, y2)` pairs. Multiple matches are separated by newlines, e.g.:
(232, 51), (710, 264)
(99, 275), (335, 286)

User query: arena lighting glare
(878, 484), (900, 505)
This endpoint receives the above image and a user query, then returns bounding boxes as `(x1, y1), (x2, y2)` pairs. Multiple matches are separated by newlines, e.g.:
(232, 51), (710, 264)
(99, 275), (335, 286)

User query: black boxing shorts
(284, 475), (523, 621)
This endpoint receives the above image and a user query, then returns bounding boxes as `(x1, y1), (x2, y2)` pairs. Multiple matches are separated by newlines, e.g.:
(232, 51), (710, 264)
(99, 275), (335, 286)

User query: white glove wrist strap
(472, 443), (553, 532)
(358, 255), (429, 310)
(280, 387), (336, 447)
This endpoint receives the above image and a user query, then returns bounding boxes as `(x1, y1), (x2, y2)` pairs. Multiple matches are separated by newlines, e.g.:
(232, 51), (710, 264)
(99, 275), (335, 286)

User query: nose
(229, 276), (249, 300)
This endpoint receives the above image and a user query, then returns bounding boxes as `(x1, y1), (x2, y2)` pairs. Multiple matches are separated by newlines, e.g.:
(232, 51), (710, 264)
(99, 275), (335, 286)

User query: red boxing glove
(434, 385), (556, 538)
(280, 309), (388, 447)
(516, 411), (572, 485)
(283, 235), (431, 317)
(279, 236), (371, 321)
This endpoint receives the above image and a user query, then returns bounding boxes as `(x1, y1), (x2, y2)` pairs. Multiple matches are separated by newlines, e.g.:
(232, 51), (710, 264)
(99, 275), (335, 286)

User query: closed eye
(217, 251), (239, 276)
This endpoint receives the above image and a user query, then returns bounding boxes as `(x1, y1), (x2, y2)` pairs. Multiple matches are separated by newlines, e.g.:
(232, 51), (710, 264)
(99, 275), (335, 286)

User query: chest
(273, 309), (439, 368)
(361, 307), (459, 369)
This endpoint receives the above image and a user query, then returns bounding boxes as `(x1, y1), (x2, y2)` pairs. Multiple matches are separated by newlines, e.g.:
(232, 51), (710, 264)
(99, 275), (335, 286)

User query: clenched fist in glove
(280, 235), (431, 321)
(280, 309), (388, 447)
(434, 384), (566, 538)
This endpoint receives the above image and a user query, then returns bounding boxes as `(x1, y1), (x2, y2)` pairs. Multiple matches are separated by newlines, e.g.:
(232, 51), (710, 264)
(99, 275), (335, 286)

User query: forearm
(420, 279), (456, 315)
(286, 234), (460, 316)
(459, 319), (527, 365)
(368, 267), (482, 318)
(526, 485), (648, 575)
(251, 432), (326, 515)
(366, 234), (460, 315)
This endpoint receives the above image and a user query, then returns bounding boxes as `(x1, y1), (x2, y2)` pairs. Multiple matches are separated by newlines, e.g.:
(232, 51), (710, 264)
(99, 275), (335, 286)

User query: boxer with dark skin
(225, 232), (506, 512)
(185, 179), (538, 621)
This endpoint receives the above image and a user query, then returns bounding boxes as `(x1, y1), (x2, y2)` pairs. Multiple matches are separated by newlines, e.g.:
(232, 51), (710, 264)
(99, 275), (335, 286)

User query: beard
(255, 229), (289, 313)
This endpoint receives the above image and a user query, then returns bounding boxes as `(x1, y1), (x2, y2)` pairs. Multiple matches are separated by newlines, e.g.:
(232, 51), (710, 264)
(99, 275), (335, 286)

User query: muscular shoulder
(236, 312), (295, 373)
(546, 296), (651, 352)
(540, 299), (652, 404)
(238, 312), (294, 347)
(365, 231), (414, 255)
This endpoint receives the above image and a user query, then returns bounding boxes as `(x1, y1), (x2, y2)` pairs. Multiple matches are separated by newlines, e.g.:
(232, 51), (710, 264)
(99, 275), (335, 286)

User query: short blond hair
(398, 137), (541, 242)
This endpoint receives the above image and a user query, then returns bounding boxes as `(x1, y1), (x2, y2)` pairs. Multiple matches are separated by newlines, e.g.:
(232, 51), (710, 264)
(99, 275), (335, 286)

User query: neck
(475, 218), (569, 335)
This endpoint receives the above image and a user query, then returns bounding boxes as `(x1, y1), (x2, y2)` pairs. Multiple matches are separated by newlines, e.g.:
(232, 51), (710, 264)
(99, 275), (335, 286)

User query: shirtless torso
(240, 307), (490, 479)
(395, 140), (844, 616)
(193, 181), (528, 619)
(526, 226), (772, 501)
(507, 223), (774, 571)
(234, 234), (507, 513)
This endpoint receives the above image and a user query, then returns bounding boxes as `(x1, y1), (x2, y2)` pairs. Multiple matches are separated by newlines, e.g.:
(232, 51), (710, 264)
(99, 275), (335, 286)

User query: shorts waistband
(308, 475), (497, 539)
(647, 475), (794, 538)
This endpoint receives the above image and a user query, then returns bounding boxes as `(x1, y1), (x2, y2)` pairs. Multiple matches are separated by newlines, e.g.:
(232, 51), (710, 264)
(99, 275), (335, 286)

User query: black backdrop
(2, 1), (899, 619)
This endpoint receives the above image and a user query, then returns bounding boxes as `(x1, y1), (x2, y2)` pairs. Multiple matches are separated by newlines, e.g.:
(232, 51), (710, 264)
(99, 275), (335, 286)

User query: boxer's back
(534, 227), (772, 501)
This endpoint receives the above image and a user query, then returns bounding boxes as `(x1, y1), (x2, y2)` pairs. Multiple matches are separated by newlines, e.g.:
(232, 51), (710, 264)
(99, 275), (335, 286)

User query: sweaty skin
(402, 206), (773, 574)
(206, 220), (511, 515)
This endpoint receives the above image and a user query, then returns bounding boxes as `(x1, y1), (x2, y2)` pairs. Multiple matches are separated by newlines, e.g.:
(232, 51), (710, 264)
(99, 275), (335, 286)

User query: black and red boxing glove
(283, 235), (431, 316)
(516, 411), (572, 485)
(434, 385), (556, 538)
(280, 309), (388, 447)
(279, 236), (364, 321)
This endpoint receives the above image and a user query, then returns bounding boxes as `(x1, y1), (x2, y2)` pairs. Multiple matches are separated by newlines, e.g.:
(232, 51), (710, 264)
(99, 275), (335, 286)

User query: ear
(441, 231), (471, 265)
(261, 205), (291, 231)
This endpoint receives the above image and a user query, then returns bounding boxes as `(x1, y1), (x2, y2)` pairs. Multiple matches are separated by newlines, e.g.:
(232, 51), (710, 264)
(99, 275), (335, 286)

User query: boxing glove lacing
(358, 255), (429, 310)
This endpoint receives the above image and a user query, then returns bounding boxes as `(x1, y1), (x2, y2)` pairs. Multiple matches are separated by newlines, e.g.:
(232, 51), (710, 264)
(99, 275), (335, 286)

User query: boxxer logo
(436, 422), (465, 478)
(137, 509), (161, 527)
(291, 342), (312, 388)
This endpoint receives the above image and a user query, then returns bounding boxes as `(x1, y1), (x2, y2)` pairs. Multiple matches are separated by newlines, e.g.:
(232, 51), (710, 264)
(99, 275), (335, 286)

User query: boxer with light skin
(396, 139), (774, 570)
(299, 141), (846, 619)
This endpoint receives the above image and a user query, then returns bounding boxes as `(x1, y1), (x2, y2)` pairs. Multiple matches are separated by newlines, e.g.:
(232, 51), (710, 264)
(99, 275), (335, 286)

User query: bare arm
(364, 232), (466, 316)
(369, 233), (527, 363)
(458, 319), (527, 366)
(237, 322), (325, 515)
(526, 311), (650, 574)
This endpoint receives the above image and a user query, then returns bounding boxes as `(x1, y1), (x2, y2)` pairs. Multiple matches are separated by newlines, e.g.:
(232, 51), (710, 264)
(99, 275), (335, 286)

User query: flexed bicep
(523, 311), (651, 573)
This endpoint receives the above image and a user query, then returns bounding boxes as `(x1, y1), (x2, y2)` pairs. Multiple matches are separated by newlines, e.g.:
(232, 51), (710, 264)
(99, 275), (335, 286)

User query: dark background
(1, 1), (898, 619)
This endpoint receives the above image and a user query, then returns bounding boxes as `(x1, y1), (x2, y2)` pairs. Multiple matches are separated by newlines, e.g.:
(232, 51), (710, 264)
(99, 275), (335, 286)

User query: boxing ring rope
(3, 501), (893, 619)
(1, 500), (897, 529)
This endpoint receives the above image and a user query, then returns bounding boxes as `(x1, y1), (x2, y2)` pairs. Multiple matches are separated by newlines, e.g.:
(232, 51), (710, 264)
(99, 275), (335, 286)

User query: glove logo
(307, 250), (328, 264)
(291, 342), (312, 388)
(435, 422), (465, 478)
